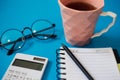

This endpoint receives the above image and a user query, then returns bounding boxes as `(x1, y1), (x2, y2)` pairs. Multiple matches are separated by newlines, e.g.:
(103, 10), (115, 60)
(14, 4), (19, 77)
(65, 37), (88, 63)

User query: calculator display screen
(12, 59), (44, 71)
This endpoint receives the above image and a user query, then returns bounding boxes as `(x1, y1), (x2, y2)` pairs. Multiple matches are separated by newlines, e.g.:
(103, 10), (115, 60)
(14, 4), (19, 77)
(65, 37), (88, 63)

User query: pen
(62, 43), (94, 80)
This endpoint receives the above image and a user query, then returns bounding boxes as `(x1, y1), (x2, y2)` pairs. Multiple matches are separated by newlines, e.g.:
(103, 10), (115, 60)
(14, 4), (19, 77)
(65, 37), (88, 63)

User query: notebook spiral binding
(56, 49), (66, 80)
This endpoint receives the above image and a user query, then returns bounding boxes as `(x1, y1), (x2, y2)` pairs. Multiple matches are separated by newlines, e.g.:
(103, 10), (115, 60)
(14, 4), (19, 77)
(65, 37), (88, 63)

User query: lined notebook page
(60, 48), (120, 80)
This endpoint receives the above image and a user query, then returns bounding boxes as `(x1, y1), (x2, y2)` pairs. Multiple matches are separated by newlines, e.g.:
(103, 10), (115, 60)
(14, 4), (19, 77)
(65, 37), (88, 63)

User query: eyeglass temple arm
(35, 24), (55, 34)
(33, 34), (57, 38)
(7, 41), (16, 55)
(24, 24), (56, 39)
(0, 37), (24, 46)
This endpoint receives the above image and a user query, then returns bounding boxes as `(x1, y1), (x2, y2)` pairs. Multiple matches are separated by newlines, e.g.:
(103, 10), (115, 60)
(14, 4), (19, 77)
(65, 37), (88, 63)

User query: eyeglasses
(0, 19), (57, 55)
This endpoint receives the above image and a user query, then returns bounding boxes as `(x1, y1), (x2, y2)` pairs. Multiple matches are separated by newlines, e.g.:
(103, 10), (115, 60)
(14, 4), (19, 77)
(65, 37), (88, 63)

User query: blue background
(0, 0), (120, 80)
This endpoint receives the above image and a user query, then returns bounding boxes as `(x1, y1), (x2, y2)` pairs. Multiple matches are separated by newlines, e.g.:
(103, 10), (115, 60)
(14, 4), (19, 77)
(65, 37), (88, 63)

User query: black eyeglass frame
(0, 19), (57, 55)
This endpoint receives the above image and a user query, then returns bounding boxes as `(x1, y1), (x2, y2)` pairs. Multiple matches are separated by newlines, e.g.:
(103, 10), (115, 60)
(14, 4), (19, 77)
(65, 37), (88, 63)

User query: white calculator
(2, 53), (48, 80)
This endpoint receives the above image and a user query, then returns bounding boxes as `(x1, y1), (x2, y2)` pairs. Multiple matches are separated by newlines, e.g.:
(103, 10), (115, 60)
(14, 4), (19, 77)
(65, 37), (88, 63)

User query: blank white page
(60, 48), (120, 80)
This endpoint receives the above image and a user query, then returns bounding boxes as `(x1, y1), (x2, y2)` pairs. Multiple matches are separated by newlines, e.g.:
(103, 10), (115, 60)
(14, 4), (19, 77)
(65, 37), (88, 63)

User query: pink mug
(58, 0), (117, 46)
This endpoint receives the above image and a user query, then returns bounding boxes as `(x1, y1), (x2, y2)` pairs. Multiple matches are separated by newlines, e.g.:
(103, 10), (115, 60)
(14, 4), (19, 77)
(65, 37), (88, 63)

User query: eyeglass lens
(0, 29), (25, 50)
(31, 19), (55, 40)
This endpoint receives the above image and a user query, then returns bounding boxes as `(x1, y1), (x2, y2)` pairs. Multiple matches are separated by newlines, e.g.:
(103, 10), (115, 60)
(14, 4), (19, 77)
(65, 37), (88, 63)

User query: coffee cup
(58, 0), (117, 46)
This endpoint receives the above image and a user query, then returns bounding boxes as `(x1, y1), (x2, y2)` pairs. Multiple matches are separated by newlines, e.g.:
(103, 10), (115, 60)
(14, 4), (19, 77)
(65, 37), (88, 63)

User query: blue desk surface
(0, 0), (120, 80)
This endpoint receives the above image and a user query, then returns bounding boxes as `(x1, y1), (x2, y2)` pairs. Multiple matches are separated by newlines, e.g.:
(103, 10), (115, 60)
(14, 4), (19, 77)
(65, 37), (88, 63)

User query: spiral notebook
(56, 47), (120, 80)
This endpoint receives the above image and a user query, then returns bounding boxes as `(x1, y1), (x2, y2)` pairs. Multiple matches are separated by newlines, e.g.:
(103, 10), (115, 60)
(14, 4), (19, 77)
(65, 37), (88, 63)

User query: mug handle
(91, 11), (117, 39)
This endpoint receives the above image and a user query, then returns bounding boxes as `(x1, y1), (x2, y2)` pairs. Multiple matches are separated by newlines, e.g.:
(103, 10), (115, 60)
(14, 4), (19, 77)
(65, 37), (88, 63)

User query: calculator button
(15, 71), (20, 75)
(6, 73), (12, 78)
(8, 70), (14, 73)
(21, 72), (27, 76)
(19, 76), (24, 79)
(25, 77), (31, 80)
